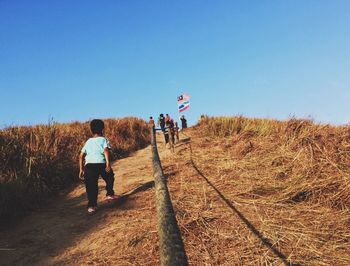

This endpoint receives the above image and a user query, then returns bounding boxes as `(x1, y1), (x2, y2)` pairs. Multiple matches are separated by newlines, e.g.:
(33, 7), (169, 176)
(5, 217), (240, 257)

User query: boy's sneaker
(87, 206), (97, 215)
(106, 195), (120, 202)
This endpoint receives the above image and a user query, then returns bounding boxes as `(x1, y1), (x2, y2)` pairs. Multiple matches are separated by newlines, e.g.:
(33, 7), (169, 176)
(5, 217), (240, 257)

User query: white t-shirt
(81, 137), (110, 164)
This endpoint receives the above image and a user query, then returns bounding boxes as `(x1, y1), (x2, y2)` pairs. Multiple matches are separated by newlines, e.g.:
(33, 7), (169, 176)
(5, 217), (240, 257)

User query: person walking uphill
(158, 114), (166, 132)
(180, 115), (187, 129)
(79, 119), (119, 214)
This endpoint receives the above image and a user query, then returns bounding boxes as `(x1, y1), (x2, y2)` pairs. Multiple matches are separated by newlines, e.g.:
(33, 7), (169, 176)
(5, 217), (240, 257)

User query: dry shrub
(0, 117), (150, 223)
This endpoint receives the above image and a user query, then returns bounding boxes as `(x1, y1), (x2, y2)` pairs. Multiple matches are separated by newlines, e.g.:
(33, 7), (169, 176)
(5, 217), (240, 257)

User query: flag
(177, 93), (190, 113)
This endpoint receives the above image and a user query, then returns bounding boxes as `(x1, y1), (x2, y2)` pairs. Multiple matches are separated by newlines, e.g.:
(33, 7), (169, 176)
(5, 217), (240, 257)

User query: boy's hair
(90, 119), (104, 134)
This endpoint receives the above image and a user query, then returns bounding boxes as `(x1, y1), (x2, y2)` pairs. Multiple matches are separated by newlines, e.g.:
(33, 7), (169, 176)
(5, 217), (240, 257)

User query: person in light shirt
(79, 119), (119, 214)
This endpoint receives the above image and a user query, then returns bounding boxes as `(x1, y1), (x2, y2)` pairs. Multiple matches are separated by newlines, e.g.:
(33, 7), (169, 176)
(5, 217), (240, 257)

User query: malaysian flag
(177, 93), (190, 113)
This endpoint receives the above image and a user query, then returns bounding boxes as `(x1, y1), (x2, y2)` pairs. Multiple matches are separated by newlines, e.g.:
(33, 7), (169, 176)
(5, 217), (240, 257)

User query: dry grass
(160, 116), (350, 265)
(2, 115), (349, 265)
(197, 116), (350, 209)
(0, 117), (150, 223)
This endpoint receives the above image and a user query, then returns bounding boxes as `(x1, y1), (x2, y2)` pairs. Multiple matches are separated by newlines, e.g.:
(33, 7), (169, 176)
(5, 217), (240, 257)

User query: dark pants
(164, 128), (174, 144)
(160, 122), (165, 132)
(164, 131), (169, 143)
(84, 163), (115, 207)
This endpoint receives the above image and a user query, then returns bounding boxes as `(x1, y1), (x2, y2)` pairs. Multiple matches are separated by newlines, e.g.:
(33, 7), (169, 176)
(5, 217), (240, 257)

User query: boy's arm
(79, 152), (85, 179)
(104, 148), (111, 172)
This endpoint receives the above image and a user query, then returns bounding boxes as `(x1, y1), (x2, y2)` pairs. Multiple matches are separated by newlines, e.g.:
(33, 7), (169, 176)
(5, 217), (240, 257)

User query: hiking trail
(0, 136), (171, 265)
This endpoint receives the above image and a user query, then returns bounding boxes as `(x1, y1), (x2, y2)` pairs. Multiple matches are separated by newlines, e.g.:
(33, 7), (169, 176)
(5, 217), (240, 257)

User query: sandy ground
(0, 134), (171, 266)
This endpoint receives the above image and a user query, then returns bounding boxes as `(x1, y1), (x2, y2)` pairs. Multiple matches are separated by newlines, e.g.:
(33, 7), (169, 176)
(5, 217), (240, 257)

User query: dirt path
(0, 135), (171, 265)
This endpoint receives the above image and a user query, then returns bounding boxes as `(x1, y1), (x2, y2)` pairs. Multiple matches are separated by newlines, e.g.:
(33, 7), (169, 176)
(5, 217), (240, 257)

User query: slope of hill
(1, 116), (349, 265)
(0, 117), (150, 224)
(164, 116), (349, 265)
(0, 138), (166, 265)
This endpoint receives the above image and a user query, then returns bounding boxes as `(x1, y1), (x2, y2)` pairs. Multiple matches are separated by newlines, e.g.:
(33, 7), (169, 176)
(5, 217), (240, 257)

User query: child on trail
(79, 119), (119, 214)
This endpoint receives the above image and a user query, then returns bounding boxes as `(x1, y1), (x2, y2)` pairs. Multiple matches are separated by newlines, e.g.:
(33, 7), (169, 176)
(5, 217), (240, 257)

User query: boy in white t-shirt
(79, 119), (119, 214)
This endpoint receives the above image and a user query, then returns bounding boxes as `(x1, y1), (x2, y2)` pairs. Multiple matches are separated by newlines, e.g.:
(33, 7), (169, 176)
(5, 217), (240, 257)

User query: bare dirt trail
(0, 135), (171, 265)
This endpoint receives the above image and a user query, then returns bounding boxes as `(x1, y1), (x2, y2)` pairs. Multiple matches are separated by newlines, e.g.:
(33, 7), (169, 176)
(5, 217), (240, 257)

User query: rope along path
(151, 127), (188, 266)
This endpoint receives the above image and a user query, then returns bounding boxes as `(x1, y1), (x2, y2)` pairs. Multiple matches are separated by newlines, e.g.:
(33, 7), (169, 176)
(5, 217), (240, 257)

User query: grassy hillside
(0, 117), (150, 224)
(196, 116), (350, 209)
(1, 115), (349, 265)
(160, 116), (350, 265)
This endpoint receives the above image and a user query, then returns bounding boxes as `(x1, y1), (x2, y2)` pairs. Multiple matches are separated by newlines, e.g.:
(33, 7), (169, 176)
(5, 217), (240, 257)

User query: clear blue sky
(1, 0), (350, 127)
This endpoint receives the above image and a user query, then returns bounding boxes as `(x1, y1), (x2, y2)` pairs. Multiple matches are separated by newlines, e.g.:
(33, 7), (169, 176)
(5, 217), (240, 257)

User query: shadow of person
(0, 180), (156, 266)
(98, 180), (155, 212)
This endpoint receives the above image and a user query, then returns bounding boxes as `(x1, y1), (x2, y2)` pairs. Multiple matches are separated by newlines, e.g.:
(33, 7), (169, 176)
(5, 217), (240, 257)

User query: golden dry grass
(1, 116), (349, 265)
(0, 117), (150, 223)
(159, 116), (350, 265)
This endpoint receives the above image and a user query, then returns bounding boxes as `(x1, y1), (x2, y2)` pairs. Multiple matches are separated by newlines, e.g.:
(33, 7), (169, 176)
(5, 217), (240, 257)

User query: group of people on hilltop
(78, 115), (188, 215)
(149, 113), (187, 131)
(148, 113), (188, 146)
(159, 113), (173, 131)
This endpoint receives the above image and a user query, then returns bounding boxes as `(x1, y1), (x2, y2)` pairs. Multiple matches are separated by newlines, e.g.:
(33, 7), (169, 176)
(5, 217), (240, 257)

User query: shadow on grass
(190, 160), (300, 266)
(175, 137), (191, 148)
(98, 180), (154, 212)
(183, 135), (300, 266)
(0, 180), (155, 265)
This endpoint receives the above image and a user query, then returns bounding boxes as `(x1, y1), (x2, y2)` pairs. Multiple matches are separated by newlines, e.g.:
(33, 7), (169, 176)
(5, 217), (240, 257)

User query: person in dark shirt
(158, 114), (165, 132)
(180, 115), (187, 129)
